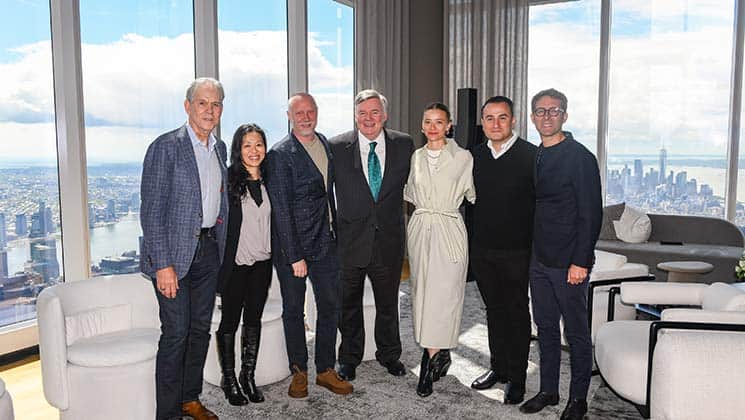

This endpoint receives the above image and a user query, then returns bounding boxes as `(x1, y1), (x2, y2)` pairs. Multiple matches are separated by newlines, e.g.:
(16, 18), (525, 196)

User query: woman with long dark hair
(404, 102), (475, 397)
(215, 123), (272, 405)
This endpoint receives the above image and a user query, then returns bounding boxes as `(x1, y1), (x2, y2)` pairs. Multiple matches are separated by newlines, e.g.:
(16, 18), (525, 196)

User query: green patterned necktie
(368, 141), (382, 201)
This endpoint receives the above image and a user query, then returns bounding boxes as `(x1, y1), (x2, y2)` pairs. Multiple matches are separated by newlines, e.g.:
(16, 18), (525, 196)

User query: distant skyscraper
(0, 213), (6, 248)
(45, 206), (53, 234)
(15, 214), (27, 236)
(106, 199), (116, 222)
(659, 147), (667, 185)
(0, 249), (7, 279)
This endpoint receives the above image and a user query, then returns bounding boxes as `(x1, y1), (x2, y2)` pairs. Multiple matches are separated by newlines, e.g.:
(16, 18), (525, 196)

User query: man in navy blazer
(265, 93), (352, 398)
(330, 89), (413, 381)
(140, 77), (228, 420)
(520, 88), (602, 420)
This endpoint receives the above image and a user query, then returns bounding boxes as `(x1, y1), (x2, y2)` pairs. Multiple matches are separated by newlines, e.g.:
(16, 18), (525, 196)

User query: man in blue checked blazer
(264, 92), (352, 398)
(140, 77), (228, 420)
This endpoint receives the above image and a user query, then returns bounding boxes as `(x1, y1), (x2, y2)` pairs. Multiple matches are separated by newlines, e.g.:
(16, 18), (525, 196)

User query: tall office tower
(0, 213), (6, 248)
(29, 238), (59, 282)
(106, 199), (116, 222)
(130, 192), (140, 212)
(633, 159), (643, 186)
(30, 212), (44, 239)
(659, 147), (667, 185)
(0, 249), (7, 279)
(44, 206), (54, 233)
(88, 203), (96, 228)
(15, 213), (27, 236)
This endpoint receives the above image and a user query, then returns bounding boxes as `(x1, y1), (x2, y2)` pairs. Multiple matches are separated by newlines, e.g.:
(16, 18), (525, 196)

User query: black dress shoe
(560, 398), (588, 420)
(519, 392), (560, 414)
(380, 359), (406, 376)
(471, 369), (508, 390)
(338, 363), (356, 381)
(503, 381), (525, 405)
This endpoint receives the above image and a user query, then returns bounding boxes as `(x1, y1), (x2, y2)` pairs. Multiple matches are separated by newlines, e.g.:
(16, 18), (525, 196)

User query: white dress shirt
(358, 130), (386, 182)
(486, 132), (518, 160)
(186, 123), (221, 228)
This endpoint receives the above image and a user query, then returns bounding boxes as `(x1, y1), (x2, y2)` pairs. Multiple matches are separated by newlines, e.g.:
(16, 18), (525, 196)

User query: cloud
(0, 29), (354, 162)
(529, 7), (735, 156)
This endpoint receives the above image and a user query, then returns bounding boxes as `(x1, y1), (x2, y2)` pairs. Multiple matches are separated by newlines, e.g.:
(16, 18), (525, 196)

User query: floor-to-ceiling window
(606, 0), (735, 218)
(528, 0), (601, 152)
(308, 0), (354, 137)
(79, 0), (194, 276)
(0, 0), (61, 328)
(218, 0), (289, 147)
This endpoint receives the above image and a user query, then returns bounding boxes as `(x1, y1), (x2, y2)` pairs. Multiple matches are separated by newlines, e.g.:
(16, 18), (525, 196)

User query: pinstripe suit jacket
(265, 132), (336, 265)
(139, 124), (228, 280)
(330, 129), (413, 268)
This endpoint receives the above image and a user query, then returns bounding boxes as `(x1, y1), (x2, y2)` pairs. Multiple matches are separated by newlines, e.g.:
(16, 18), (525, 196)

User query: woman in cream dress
(404, 102), (475, 397)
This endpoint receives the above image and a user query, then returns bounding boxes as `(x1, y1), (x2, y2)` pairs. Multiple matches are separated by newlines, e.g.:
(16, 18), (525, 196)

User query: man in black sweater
(519, 89), (602, 420)
(468, 96), (536, 405)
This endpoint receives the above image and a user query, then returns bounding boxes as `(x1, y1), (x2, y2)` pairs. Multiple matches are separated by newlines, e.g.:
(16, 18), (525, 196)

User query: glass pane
(0, 0), (61, 327)
(308, 0), (354, 138)
(528, 1), (600, 152)
(606, 0), (735, 219)
(80, 0), (194, 276)
(218, 0), (288, 147)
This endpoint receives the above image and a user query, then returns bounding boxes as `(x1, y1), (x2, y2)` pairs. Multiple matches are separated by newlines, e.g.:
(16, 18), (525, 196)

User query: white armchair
(37, 274), (160, 420)
(595, 281), (745, 419)
(0, 377), (14, 420)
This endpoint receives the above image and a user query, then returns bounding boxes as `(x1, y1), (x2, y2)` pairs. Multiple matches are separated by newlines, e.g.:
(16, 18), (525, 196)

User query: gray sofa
(595, 203), (744, 283)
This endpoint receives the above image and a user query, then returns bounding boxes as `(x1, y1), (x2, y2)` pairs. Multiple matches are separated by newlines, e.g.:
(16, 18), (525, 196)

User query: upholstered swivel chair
(37, 274), (160, 420)
(595, 281), (745, 419)
(0, 376), (14, 420)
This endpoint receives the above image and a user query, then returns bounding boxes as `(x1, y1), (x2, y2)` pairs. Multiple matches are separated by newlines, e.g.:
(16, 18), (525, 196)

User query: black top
(470, 137), (537, 253)
(533, 131), (602, 269)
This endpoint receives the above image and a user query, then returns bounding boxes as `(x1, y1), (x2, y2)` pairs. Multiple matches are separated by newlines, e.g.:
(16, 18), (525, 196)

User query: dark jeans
(338, 239), (403, 366)
(275, 242), (340, 373)
(529, 255), (592, 400)
(154, 235), (219, 420)
(470, 247), (531, 384)
(217, 259), (273, 334)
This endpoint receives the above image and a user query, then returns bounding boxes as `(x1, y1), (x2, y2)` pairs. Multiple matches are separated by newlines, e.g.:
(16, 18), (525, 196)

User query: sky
(0, 0), (353, 165)
(0, 0), (742, 165)
(527, 0), (738, 157)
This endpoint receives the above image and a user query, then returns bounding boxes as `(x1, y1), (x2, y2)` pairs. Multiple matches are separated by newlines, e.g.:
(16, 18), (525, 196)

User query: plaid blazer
(139, 125), (228, 279)
(265, 132), (337, 264)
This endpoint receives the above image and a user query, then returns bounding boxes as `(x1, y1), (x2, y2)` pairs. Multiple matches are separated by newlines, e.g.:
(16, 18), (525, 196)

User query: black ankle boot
(430, 349), (451, 382)
(215, 332), (248, 406)
(239, 324), (265, 403)
(416, 349), (434, 397)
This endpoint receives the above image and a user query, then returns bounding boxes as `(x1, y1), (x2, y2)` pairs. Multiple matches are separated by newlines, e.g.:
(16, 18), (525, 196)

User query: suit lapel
(377, 130), (396, 199)
(178, 125), (203, 204)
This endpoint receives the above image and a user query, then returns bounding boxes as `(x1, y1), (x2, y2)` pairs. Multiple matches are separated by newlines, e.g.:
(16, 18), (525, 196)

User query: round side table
(657, 261), (714, 283)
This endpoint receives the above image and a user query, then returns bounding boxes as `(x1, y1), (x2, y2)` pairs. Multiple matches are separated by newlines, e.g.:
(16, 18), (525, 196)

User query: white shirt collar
(358, 130), (385, 148)
(186, 122), (216, 152)
(486, 132), (518, 160)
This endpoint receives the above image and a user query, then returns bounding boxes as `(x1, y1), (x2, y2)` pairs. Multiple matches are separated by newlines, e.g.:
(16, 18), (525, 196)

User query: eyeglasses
(533, 107), (564, 117)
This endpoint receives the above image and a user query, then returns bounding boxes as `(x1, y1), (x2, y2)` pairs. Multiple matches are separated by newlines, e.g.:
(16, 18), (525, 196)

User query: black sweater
(469, 137), (537, 252)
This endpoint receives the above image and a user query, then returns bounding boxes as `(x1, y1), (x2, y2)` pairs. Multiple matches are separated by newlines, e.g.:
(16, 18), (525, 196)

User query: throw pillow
(613, 205), (651, 243)
(599, 202), (625, 240)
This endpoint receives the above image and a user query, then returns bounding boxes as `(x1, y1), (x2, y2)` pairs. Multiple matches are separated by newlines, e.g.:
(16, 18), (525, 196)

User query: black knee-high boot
(216, 332), (248, 406)
(239, 324), (265, 403)
(416, 349), (434, 397)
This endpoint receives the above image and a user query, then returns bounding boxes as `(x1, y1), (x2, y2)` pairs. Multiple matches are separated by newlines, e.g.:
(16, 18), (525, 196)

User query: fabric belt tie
(411, 208), (464, 263)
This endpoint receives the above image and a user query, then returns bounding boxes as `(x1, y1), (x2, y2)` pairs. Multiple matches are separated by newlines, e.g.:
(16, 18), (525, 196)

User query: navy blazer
(533, 133), (602, 269)
(330, 128), (413, 268)
(265, 132), (337, 265)
(140, 125), (228, 280)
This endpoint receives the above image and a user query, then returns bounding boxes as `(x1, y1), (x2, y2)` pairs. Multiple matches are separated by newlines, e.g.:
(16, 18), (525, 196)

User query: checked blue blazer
(139, 124), (228, 280)
(264, 131), (337, 265)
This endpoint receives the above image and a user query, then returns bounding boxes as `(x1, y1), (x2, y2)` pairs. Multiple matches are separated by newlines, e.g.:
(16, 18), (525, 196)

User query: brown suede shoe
(288, 365), (309, 398)
(182, 400), (218, 420)
(316, 368), (353, 395)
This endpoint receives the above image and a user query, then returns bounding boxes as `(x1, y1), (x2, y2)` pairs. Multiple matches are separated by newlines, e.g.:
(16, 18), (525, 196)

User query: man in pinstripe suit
(141, 78), (228, 420)
(330, 89), (414, 381)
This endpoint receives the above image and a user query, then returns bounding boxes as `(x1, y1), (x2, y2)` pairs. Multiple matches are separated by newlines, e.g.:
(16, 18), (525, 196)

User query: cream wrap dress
(404, 139), (475, 348)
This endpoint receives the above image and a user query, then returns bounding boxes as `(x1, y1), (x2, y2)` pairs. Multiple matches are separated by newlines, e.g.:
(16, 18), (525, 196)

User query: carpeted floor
(201, 281), (642, 419)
